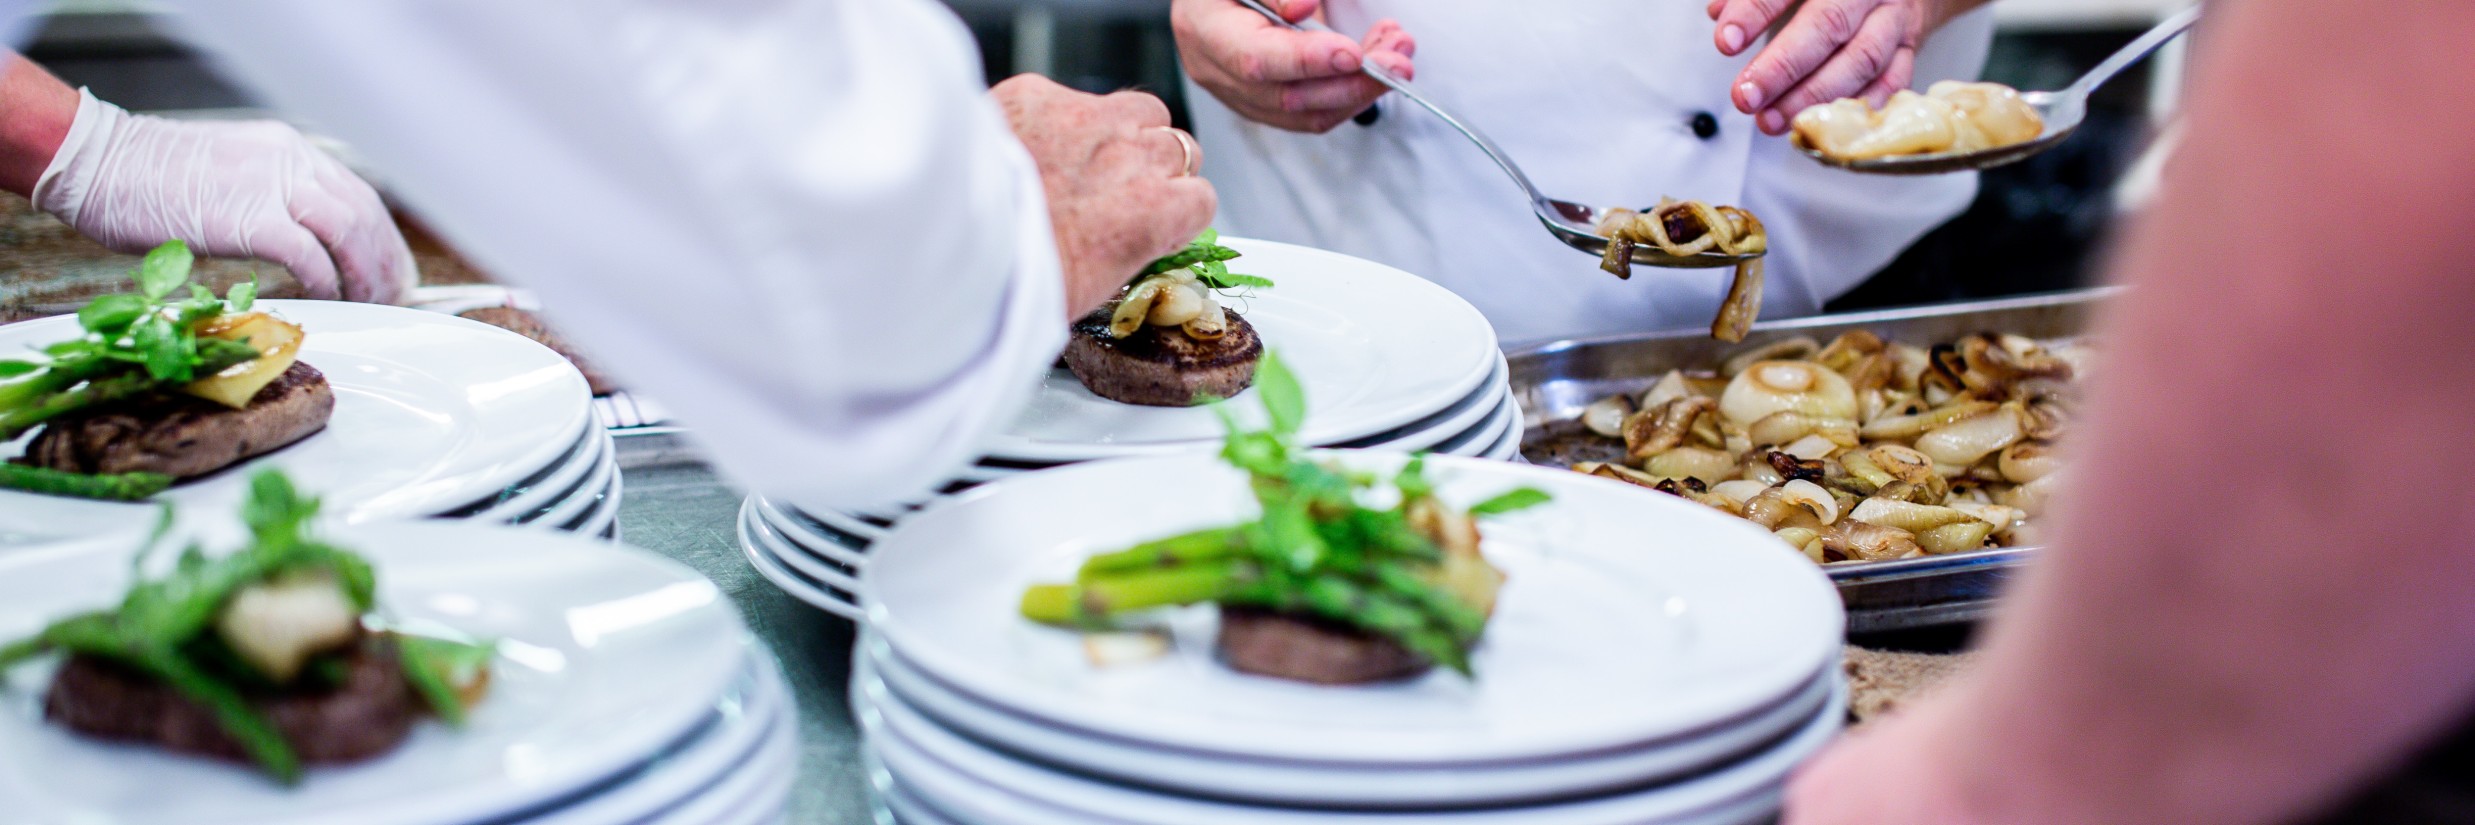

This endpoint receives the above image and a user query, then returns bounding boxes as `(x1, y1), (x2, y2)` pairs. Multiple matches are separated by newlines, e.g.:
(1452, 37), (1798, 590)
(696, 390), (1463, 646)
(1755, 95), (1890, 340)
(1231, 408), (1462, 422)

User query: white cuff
(30, 88), (126, 225)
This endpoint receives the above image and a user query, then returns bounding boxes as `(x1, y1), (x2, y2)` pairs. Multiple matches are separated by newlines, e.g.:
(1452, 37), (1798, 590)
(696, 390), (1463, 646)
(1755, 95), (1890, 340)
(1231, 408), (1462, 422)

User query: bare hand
(1711, 0), (1950, 135)
(990, 75), (1217, 320)
(1780, 689), (2004, 825)
(1172, 0), (1415, 134)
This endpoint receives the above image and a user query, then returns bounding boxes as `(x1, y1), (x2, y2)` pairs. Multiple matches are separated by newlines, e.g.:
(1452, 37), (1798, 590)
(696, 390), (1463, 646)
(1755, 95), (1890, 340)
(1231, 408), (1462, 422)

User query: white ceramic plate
(804, 506), (891, 542)
(752, 495), (872, 565)
(561, 470), (624, 539)
(985, 239), (1497, 462)
(1485, 407), (1525, 461)
(738, 499), (864, 621)
(859, 671), (1846, 825)
(1341, 356), (1507, 453)
(861, 636), (1833, 807)
(866, 452), (1841, 764)
(529, 438), (619, 530)
(474, 426), (605, 525)
(0, 301), (592, 544)
(745, 503), (863, 593)
(0, 522), (743, 825)
(522, 640), (781, 825)
(639, 703), (796, 825)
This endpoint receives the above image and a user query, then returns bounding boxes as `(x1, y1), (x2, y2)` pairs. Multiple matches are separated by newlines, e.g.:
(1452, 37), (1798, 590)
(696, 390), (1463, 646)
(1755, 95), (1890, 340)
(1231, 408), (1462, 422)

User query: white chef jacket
(158, 0), (1065, 513)
(1187, 1), (1996, 345)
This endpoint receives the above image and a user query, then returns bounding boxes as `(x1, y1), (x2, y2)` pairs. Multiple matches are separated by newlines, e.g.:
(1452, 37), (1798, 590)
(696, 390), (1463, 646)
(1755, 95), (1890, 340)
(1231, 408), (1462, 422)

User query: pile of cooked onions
(1567, 330), (2088, 564)
(1593, 199), (1770, 342)
(1109, 267), (1232, 340)
(1791, 81), (2044, 161)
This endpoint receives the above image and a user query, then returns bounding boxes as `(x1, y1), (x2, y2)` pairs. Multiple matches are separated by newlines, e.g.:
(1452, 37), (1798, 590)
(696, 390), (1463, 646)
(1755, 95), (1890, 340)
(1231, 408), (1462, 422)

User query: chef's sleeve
(165, 0), (1067, 512)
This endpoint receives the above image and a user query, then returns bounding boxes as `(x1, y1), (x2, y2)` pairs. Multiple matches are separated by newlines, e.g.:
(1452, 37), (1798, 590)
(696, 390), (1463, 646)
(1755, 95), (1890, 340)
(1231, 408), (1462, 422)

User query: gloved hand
(34, 89), (417, 304)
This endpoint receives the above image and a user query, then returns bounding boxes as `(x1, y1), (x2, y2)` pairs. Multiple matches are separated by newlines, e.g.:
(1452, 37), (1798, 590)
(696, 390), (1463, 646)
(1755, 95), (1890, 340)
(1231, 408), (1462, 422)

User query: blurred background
(17, 0), (2185, 311)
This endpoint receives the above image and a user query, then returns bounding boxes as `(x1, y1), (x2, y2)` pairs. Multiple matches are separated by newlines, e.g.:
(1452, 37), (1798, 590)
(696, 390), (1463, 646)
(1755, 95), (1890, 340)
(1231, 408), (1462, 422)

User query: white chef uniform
(161, 0), (1066, 514)
(1187, 1), (1996, 345)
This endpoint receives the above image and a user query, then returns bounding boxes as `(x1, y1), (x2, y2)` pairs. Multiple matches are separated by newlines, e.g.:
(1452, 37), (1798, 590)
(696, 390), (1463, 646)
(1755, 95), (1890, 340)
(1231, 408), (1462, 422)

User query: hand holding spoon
(1230, 0), (1762, 270)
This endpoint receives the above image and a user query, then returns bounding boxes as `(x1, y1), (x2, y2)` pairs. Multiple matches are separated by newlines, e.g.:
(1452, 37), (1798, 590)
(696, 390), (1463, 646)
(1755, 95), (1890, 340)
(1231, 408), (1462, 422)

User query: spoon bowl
(1798, 6), (2194, 175)
(1537, 199), (1758, 269)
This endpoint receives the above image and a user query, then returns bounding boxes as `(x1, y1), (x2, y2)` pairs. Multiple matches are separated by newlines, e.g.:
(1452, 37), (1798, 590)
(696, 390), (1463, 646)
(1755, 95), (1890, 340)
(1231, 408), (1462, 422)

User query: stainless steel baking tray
(1508, 288), (2115, 633)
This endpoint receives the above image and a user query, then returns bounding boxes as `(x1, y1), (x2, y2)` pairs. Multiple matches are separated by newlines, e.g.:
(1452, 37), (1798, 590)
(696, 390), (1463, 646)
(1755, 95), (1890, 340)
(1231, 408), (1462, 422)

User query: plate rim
(864, 451), (1844, 764)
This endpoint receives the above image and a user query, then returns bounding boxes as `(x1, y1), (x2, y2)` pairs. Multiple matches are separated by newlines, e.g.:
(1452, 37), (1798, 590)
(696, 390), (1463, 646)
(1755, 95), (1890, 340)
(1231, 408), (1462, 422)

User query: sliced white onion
(1780, 433), (1840, 461)
(1915, 407), (2024, 467)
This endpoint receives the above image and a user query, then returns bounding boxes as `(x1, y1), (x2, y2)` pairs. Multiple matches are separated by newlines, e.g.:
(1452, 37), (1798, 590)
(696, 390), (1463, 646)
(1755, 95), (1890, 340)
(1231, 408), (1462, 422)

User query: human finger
(1733, 0), (1889, 114)
(1756, 7), (1912, 133)
(1102, 89), (1174, 130)
(1188, 0), (1366, 85)
(1279, 74), (1389, 113)
(1712, 0), (1798, 56)
(1147, 126), (1203, 178)
(1850, 46), (1916, 109)
(298, 159), (417, 304)
(248, 221), (344, 300)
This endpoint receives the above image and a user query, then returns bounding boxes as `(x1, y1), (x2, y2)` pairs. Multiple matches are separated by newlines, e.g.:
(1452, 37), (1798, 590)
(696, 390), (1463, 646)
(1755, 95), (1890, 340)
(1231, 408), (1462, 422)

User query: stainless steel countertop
(611, 439), (872, 824)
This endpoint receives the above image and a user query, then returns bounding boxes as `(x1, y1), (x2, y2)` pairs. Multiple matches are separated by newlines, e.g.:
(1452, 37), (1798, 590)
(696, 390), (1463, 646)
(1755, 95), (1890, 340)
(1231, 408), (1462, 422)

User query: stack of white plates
(0, 301), (616, 547)
(850, 452), (1847, 825)
(0, 522), (795, 825)
(743, 238), (1517, 619)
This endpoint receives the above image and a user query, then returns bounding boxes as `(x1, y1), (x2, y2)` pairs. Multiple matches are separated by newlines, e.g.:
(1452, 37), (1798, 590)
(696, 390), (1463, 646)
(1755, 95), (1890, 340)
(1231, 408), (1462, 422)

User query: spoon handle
(2065, 5), (2202, 99)
(1229, 0), (1551, 206)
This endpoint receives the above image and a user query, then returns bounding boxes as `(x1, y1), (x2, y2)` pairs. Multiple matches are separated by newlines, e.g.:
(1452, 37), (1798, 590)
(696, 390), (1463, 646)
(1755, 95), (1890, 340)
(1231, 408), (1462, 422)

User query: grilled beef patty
(1062, 311), (1262, 407)
(1217, 606), (1432, 685)
(456, 307), (618, 396)
(44, 635), (421, 766)
(18, 361), (333, 479)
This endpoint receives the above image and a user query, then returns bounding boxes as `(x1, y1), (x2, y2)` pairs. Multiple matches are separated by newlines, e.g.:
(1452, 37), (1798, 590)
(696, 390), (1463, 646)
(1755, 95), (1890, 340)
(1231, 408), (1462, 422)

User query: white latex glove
(32, 89), (417, 304)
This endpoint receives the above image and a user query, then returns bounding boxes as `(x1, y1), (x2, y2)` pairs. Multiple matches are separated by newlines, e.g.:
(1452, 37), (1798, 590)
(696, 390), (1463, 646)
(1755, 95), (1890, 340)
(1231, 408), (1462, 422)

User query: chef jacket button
(1691, 111), (1720, 140)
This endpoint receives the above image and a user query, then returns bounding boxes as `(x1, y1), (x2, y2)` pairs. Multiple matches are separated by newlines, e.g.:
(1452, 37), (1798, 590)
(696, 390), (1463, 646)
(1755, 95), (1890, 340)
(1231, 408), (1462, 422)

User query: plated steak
(17, 361), (333, 479)
(1062, 310), (1262, 407)
(1217, 606), (1431, 685)
(44, 635), (421, 766)
(456, 307), (618, 396)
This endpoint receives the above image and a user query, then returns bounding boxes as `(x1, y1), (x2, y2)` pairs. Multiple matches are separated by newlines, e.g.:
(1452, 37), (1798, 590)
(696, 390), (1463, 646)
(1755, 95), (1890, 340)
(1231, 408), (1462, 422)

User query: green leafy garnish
(398, 635), (495, 727)
(0, 240), (262, 443)
(1022, 350), (1549, 677)
(0, 470), (469, 785)
(1137, 229), (1272, 293)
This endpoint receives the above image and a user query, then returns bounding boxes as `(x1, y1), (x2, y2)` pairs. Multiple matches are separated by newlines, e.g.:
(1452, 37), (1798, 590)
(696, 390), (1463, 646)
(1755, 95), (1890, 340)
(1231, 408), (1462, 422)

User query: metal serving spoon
(1232, 0), (1758, 270)
(1801, 5), (2200, 175)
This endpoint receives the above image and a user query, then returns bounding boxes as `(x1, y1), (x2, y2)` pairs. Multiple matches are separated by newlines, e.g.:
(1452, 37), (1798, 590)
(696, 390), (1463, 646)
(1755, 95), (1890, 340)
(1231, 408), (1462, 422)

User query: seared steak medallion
(1062, 310), (1263, 407)
(1216, 606), (1432, 685)
(456, 307), (618, 396)
(18, 361), (333, 479)
(44, 635), (421, 766)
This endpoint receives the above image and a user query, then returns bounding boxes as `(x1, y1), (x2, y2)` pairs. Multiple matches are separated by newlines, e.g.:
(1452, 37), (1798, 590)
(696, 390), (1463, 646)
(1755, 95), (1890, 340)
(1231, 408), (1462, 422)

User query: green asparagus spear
(0, 464), (174, 501)
(1075, 526), (1245, 579)
(0, 342), (256, 439)
(1021, 560), (1247, 625)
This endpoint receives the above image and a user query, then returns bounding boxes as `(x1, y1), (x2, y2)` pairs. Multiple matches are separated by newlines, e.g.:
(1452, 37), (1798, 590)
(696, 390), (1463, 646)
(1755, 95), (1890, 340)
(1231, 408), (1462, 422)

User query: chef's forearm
(1941, 1), (2475, 821)
(0, 52), (77, 197)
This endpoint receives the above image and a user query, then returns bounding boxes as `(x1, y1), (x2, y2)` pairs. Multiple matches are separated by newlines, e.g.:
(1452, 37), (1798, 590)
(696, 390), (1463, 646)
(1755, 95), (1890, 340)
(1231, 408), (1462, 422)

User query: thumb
(1279, 0), (1322, 23)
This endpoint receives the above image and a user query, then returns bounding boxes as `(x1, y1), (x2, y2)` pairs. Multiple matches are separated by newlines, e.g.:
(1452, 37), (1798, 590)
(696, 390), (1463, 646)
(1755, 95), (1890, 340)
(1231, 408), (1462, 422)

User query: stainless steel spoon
(1800, 5), (2200, 175)
(1232, 0), (1759, 270)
